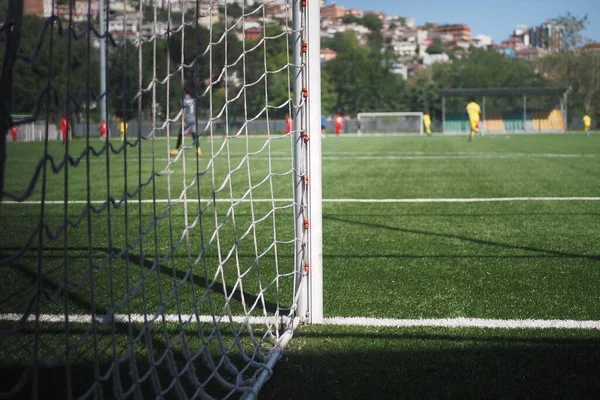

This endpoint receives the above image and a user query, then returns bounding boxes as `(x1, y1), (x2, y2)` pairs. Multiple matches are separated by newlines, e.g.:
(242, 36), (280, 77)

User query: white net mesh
(0, 0), (309, 398)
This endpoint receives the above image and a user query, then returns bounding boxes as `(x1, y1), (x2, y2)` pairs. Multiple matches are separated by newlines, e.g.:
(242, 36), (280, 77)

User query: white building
(393, 40), (418, 57)
(348, 23), (371, 36)
(389, 63), (408, 80)
(140, 22), (170, 38)
(110, 1), (138, 13)
(514, 24), (528, 37)
(416, 29), (429, 56)
(428, 31), (454, 43)
(472, 34), (493, 48)
(423, 52), (450, 65)
(243, 21), (261, 30)
(107, 16), (139, 34)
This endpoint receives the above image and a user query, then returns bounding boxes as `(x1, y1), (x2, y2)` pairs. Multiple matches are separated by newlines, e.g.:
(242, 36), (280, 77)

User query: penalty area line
(323, 317), (600, 330)
(323, 197), (600, 203)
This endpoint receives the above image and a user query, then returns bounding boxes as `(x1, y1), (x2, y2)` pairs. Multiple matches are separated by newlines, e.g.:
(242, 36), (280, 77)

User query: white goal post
(357, 112), (424, 136)
(8, 122), (60, 142)
(8, 115), (60, 142)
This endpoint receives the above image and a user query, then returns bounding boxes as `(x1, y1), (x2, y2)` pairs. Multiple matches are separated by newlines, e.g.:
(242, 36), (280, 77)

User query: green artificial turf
(1, 133), (599, 398)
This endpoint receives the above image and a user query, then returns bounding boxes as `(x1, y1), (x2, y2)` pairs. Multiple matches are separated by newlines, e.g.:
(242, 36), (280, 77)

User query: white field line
(3, 197), (600, 205)
(323, 197), (600, 203)
(318, 154), (599, 160)
(1, 313), (598, 330)
(323, 317), (600, 330)
(1, 199), (294, 205)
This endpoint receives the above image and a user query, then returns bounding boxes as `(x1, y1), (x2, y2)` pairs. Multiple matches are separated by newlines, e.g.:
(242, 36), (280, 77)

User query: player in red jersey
(9, 125), (17, 142)
(60, 116), (71, 142)
(98, 120), (107, 140)
(285, 114), (292, 134)
(334, 112), (344, 136)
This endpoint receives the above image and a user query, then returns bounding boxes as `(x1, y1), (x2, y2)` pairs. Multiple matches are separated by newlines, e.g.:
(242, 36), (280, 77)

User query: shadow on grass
(0, 246), (281, 314)
(0, 352), (254, 399)
(261, 329), (600, 399)
(2, 326), (599, 399)
(0, 260), (264, 399)
(0, 253), (275, 399)
(323, 215), (600, 261)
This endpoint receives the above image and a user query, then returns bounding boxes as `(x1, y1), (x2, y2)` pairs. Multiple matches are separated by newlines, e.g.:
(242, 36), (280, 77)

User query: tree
(536, 50), (600, 115)
(242, 25), (293, 119)
(9, 14), (102, 120)
(426, 38), (444, 55)
(553, 12), (589, 52)
(0, 1), (7, 20)
(432, 48), (545, 90)
(407, 68), (440, 116)
(219, 3), (244, 19)
(362, 13), (383, 32)
(322, 31), (407, 115)
(434, 49), (548, 114)
(534, 13), (597, 116)
(320, 67), (336, 115)
(341, 15), (361, 25)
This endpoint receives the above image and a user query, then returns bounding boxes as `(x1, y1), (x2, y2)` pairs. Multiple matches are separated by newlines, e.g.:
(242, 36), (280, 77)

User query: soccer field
(2, 133), (600, 398)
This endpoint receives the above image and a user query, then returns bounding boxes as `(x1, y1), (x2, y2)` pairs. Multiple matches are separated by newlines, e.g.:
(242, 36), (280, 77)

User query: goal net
(0, 0), (321, 398)
(357, 112), (424, 136)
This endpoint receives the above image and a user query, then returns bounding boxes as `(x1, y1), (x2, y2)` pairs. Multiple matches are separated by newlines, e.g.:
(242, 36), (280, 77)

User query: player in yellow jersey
(117, 117), (129, 142)
(583, 113), (591, 136)
(466, 98), (481, 141)
(423, 112), (432, 136)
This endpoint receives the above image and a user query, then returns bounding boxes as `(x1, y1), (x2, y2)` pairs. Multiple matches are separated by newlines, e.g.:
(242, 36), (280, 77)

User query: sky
(331, 0), (599, 44)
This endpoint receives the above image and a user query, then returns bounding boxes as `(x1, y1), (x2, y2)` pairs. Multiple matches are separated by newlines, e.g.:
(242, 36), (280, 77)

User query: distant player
(423, 112), (432, 136)
(119, 118), (128, 142)
(99, 120), (107, 140)
(9, 125), (17, 142)
(60, 115), (71, 142)
(285, 114), (292, 134)
(171, 88), (202, 157)
(466, 98), (481, 141)
(321, 115), (326, 137)
(334, 112), (344, 136)
(583, 113), (591, 136)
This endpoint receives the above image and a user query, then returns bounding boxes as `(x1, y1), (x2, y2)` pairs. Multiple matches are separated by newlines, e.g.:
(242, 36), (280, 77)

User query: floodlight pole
(523, 95), (527, 131)
(564, 89), (570, 130)
(442, 96), (446, 134)
(482, 96), (485, 134)
(99, 0), (108, 126)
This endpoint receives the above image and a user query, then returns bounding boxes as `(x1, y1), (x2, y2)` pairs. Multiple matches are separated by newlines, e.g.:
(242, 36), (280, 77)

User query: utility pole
(99, 0), (108, 125)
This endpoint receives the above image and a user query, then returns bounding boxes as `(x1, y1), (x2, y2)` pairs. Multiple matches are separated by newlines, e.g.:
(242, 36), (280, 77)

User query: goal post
(6, 115), (60, 142)
(306, 0), (324, 324)
(357, 112), (424, 136)
(0, 0), (322, 398)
